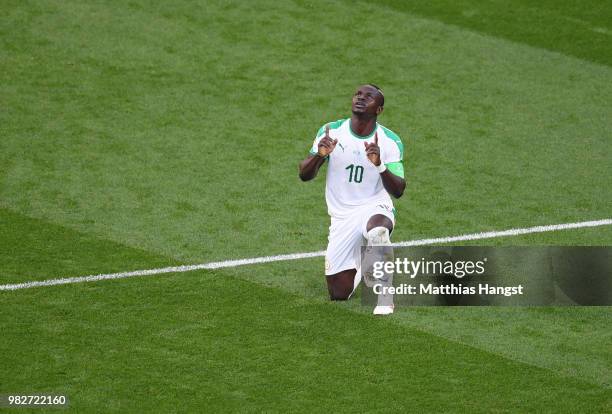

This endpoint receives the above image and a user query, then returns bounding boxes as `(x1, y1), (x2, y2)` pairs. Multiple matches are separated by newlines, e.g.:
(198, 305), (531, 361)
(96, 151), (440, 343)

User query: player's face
(351, 85), (383, 116)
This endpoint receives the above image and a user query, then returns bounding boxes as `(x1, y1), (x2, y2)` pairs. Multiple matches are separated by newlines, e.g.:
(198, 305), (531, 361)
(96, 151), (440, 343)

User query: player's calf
(362, 226), (393, 286)
(363, 226), (395, 315)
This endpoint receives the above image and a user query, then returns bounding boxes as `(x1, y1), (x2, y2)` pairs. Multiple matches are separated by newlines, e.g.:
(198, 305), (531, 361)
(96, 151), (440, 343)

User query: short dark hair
(367, 83), (384, 107)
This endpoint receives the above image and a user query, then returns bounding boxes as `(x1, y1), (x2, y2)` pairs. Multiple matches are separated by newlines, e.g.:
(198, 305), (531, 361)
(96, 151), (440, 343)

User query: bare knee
(326, 269), (357, 301)
(366, 214), (393, 233)
(328, 286), (352, 301)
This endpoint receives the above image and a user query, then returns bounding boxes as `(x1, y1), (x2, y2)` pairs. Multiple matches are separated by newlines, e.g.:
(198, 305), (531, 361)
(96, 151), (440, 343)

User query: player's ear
(376, 105), (384, 115)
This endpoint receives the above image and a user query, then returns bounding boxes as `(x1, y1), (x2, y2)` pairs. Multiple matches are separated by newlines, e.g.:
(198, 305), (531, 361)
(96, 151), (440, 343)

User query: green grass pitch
(1, 0), (611, 411)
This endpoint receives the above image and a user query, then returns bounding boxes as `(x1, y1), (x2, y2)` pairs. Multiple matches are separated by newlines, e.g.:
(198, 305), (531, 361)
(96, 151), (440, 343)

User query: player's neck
(349, 115), (377, 137)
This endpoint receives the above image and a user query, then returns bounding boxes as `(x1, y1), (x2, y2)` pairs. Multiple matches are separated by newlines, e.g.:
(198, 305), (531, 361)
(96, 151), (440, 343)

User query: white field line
(1, 218), (611, 292)
(393, 219), (612, 246)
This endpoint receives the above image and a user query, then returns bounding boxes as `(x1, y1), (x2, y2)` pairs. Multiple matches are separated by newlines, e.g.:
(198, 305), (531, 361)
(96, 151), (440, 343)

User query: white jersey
(310, 119), (404, 218)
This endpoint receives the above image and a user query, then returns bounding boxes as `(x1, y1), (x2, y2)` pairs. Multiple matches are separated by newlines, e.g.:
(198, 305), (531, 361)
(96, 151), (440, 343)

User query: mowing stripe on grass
(1, 218), (611, 291)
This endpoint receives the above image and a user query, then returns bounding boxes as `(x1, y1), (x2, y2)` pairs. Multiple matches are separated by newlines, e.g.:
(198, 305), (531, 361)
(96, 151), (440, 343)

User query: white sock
(366, 226), (391, 246)
(365, 227), (394, 307)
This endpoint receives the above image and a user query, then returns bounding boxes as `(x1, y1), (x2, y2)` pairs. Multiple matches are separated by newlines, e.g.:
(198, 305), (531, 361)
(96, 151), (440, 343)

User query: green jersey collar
(349, 120), (377, 139)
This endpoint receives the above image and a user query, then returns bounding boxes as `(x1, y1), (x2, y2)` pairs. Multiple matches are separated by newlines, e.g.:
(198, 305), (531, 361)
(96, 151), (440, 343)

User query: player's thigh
(325, 215), (363, 276)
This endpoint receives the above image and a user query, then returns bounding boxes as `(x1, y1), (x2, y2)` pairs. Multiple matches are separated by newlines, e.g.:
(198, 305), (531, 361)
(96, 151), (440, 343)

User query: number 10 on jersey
(345, 164), (364, 183)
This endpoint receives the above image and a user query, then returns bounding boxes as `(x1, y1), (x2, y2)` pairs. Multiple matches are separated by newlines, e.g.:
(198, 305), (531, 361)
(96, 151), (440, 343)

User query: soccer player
(299, 84), (406, 315)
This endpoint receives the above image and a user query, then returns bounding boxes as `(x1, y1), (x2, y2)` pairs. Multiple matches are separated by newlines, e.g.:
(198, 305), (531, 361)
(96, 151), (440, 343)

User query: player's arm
(298, 125), (337, 181)
(378, 167), (406, 198)
(364, 133), (406, 198)
(299, 154), (326, 181)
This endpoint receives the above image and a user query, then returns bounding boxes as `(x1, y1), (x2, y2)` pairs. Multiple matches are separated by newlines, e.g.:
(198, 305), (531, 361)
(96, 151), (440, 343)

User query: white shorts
(324, 203), (395, 276)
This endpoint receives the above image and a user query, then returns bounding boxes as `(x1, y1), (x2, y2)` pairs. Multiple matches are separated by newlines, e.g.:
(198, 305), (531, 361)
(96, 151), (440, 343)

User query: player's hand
(317, 125), (338, 157)
(364, 132), (381, 166)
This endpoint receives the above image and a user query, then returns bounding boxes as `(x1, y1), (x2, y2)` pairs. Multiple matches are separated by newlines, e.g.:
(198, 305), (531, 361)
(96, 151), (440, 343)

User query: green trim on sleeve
(385, 161), (404, 178)
(316, 119), (346, 138)
(380, 125), (404, 160)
